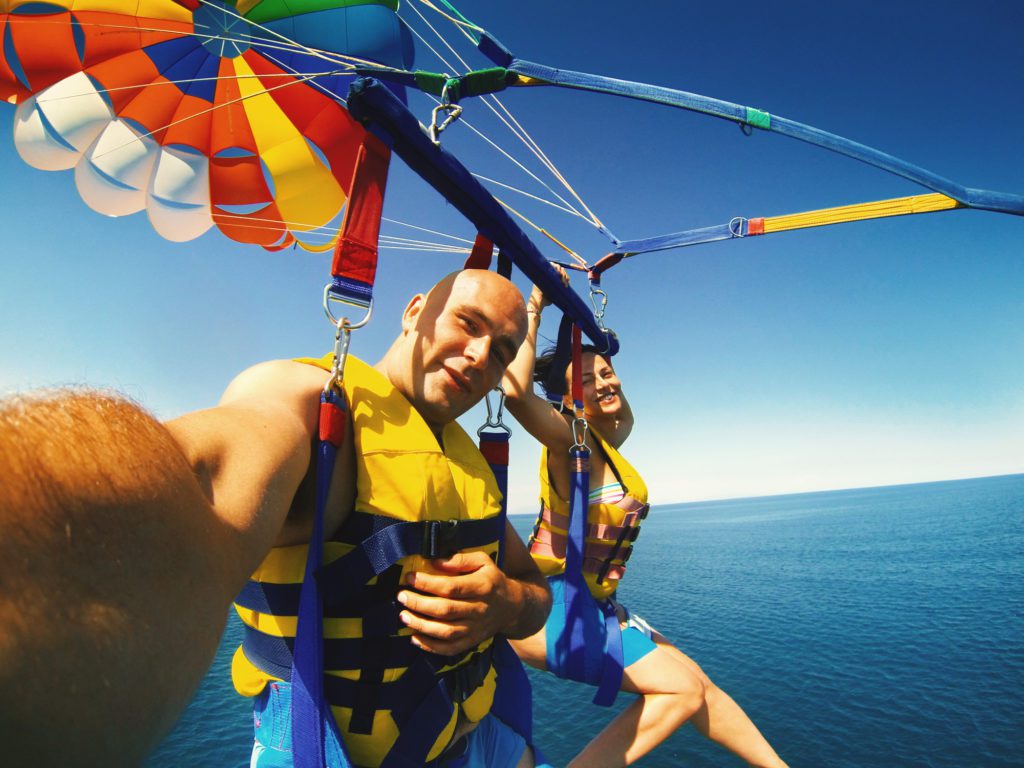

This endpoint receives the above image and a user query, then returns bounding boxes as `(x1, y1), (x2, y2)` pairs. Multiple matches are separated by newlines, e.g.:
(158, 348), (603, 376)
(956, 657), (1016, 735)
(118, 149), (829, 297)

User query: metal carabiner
(430, 102), (463, 146)
(325, 316), (353, 394)
(589, 285), (609, 329)
(571, 416), (589, 450)
(477, 386), (512, 436)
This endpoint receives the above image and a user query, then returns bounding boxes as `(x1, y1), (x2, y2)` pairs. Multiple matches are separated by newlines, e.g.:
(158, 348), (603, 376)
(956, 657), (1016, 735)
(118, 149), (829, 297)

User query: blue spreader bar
(345, 77), (619, 356)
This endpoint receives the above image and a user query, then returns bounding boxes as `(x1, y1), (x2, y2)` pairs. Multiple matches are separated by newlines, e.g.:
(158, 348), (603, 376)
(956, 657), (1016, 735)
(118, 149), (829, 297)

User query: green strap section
(412, 68), (511, 101)
(414, 71), (450, 97)
(245, 0), (397, 25)
(459, 67), (511, 98)
(745, 107), (771, 130)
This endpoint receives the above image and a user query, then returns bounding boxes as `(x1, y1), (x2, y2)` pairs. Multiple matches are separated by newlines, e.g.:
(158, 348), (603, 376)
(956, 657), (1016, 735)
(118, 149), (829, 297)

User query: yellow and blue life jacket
(528, 427), (649, 600)
(231, 355), (505, 767)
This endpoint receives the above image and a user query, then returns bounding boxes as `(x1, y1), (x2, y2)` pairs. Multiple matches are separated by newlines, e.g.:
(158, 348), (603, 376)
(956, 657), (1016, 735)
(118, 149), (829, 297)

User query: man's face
(394, 271), (527, 432)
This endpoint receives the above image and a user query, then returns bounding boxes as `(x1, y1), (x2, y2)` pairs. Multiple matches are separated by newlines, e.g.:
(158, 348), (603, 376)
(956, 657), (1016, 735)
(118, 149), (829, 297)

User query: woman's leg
(568, 631), (787, 768)
(647, 632), (786, 767)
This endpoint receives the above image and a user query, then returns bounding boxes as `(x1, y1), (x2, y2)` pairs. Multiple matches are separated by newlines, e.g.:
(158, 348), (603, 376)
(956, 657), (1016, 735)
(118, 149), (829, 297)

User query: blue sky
(1, 0), (1021, 512)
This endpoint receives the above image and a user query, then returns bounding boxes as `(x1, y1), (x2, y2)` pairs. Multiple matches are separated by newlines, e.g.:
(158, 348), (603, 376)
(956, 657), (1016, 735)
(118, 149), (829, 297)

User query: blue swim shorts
(544, 574), (658, 683)
(249, 680), (540, 768)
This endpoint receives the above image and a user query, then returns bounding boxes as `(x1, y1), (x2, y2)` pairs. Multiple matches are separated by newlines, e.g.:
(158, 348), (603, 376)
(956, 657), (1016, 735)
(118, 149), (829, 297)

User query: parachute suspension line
(479, 92), (605, 231)
(472, 174), (590, 218)
(381, 216), (474, 245)
(492, 197), (589, 270)
(444, 109), (596, 224)
(32, 69), (344, 105)
(409, 0), (485, 37)
(2, 16), (346, 69)
(87, 69), (328, 162)
(400, 5), (605, 231)
(403, 0), (476, 75)
(193, 0), (396, 72)
(409, 0), (484, 43)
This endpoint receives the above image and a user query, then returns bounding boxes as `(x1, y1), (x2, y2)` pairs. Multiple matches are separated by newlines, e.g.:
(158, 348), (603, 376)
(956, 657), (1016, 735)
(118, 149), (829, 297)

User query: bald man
(0, 270), (551, 767)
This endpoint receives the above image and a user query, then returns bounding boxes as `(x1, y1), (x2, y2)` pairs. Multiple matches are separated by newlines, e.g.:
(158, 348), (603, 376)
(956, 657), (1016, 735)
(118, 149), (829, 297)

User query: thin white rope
(403, 0), (474, 74)
(447, 106), (593, 223)
(35, 68), (340, 103)
(482, 92), (604, 228)
(89, 69), (324, 160)
(193, 0), (398, 71)
(381, 217), (475, 244)
(400, 5), (600, 228)
(206, 212), (469, 254)
(471, 173), (586, 217)
(409, 0), (483, 39)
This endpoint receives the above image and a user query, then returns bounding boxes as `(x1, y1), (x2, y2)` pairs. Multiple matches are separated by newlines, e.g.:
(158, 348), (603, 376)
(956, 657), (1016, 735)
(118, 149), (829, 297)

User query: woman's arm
(502, 278), (574, 453)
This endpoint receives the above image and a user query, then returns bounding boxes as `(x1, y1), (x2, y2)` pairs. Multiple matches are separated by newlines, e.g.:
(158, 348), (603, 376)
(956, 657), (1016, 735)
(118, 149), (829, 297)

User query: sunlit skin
(501, 267), (788, 768)
(378, 269), (528, 437)
(0, 270), (547, 768)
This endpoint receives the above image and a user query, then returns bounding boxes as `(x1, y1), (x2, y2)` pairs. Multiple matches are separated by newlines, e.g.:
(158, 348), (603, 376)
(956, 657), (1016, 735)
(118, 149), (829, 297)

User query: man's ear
(401, 293), (426, 333)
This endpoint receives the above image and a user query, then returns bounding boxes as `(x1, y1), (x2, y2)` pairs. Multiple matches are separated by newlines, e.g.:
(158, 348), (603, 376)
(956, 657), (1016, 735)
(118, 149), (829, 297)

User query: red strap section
(588, 253), (624, 282)
(330, 133), (392, 287)
(464, 233), (494, 270)
(747, 217), (765, 236)
(479, 439), (509, 465)
(571, 324), (583, 408)
(319, 400), (348, 447)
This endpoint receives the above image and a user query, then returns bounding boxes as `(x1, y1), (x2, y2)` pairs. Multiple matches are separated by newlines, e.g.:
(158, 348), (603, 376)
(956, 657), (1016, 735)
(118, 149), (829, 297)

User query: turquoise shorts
(249, 680), (539, 768)
(544, 574), (658, 683)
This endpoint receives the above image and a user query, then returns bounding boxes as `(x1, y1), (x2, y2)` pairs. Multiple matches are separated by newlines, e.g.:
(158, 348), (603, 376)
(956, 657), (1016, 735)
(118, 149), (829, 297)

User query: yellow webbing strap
(758, 193), (962, 234)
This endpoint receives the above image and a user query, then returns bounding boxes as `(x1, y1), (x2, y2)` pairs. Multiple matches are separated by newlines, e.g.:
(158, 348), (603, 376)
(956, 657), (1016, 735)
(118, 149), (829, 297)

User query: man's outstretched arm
(0, 365), (321, 766)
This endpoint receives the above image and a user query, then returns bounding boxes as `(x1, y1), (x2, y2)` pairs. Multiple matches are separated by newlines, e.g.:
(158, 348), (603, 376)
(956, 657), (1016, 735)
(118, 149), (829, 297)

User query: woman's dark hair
(533, 343), (606, 385)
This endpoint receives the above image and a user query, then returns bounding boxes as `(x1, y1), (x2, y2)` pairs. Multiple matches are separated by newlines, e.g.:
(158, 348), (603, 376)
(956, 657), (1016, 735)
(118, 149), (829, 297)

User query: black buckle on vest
(445, 649), (490, 703)
(423, 519), (460, 559)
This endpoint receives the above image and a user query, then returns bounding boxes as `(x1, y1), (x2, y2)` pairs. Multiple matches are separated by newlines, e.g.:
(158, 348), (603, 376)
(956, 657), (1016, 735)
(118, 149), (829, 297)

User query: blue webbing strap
(562, 446), (623, 706)
(612, 221), (743, 256)
(317, 516), (505, 607)
(478, 430), (511, 566)
(508, 59), (1024, 218)
(345, 76), (618, 356)
(594, 599), (624, 707)
(562, 446), (591, 685)
(479, 421), (537, 747)
(477, 31), (514, 68)
(291, 388), (352, 768)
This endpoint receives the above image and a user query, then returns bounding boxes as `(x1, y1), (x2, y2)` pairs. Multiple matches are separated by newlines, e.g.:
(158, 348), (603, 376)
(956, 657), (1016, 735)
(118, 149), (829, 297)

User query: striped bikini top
(589, 481), (626, 505)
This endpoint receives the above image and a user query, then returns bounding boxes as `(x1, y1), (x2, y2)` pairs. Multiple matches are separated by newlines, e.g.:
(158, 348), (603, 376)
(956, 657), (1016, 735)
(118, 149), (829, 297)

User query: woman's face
(567, 352), (627, 419)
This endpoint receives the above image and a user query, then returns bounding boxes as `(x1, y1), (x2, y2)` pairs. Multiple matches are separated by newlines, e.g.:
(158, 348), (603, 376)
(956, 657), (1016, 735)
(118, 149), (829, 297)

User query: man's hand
(397, 551), (519, 656)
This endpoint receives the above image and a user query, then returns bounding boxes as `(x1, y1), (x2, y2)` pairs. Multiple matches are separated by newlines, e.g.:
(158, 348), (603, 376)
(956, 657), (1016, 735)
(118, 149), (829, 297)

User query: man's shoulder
(220, 358), (331, 410)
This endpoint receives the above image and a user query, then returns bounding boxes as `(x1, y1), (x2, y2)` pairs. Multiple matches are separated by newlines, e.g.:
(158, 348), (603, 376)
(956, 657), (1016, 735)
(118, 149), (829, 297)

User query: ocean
(147, 474), (1024, 767)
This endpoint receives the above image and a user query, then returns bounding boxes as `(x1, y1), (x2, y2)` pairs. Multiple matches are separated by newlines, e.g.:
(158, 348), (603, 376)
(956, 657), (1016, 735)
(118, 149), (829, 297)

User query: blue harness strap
(316, 515), (506, 608)
(344, 76), (618, 357)
(477, 423), (535, 745)
(558, 324), (624, 706)
(561, 446), (590, 683)
(291, 388), (353, 768)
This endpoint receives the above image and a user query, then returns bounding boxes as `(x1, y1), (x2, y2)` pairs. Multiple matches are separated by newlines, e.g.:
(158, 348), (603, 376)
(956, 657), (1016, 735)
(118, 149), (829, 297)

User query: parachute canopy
(1, 0), (412, 250)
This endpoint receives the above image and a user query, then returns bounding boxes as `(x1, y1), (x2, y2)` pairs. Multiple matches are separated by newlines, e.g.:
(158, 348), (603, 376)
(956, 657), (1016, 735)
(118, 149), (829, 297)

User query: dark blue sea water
(148, 474), (1024, 766)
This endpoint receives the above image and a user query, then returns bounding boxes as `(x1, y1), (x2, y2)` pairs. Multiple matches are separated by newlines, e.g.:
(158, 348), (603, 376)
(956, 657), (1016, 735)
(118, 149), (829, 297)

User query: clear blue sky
(1, 0), (1021, 512)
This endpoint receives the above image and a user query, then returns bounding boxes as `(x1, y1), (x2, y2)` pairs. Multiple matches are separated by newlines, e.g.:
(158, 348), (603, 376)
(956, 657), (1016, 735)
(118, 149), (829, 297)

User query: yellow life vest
(528, 428), (649, 600)
(232, 354), (503, 767)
